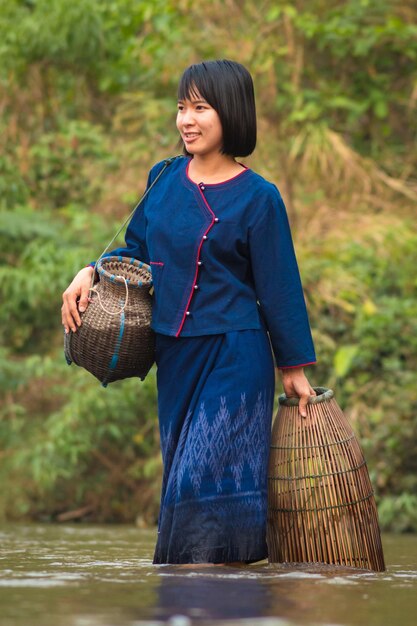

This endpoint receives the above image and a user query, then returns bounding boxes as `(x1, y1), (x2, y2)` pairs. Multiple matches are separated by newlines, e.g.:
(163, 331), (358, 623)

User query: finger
(61, 298), (74, 332)
(281, 380), (294, 398)
(78, 285), (91, 313)
(298, 394), (310, 418)
(61, 304), (69, 334)
(61, 301), (74, 332)
(69, 299), (82, 328)
(63, 293), (81, 331)
(64, 311), (77, 333)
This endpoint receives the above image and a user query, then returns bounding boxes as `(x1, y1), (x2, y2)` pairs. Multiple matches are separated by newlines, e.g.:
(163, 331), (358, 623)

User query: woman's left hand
(278, 367), (316, 418)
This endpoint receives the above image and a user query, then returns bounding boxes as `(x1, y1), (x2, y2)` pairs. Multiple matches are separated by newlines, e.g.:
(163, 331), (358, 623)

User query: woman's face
(176, 89), (223, 157)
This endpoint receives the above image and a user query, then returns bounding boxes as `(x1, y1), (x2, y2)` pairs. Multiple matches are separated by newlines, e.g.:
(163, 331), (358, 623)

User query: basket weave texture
(64, 256), (154, 386)
(267, 387), (385, 571)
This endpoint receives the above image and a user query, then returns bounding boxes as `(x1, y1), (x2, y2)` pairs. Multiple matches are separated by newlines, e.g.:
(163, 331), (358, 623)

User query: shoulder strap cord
(90, 155), (183, 291)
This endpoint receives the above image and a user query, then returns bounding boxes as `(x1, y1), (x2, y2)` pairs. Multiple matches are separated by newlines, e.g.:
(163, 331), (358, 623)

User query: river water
(0, 523), (416, 626)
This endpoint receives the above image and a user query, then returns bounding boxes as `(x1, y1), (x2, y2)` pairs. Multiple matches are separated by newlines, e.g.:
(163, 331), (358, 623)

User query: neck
(188, 153), (243, 184)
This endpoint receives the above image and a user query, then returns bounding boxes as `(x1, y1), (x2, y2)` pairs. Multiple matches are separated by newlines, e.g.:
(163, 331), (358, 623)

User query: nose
(179, 107), (196, 127)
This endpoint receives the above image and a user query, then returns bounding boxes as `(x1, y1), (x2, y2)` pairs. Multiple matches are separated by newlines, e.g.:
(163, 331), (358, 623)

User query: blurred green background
(1, 0), (416, 532)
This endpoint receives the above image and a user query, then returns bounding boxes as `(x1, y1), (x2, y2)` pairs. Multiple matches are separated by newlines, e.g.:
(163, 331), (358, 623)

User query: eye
(177, 103), (184, 111)
(195, 105), (207, 110)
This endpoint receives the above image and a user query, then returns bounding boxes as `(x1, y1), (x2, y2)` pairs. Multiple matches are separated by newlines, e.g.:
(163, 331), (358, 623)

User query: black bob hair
(177, 59), (257, 158)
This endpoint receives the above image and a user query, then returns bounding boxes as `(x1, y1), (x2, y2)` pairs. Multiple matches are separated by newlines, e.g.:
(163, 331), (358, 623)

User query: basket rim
(278, 386), (334, 406)
(97, 255), (152, 288)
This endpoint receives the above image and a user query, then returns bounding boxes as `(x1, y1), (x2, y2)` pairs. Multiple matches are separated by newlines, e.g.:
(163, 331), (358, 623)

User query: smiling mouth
(183, 133), (201, 141)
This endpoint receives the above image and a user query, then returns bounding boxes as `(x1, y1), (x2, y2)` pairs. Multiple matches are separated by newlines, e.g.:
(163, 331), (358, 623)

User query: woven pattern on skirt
(153, 328), (275, 564)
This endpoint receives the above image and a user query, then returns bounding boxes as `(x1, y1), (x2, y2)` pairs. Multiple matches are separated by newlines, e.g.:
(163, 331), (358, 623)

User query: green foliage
(0, 154), (29, 209)
(28, 120), (114, 208)
(378, 494), (417, 533)
(334, 345), (359, 378)
(1, 0), (416, 531)
(288, 0), (417, 151)
(304, 223), (417, 527)
(0, 201), (108, 352)
(1, 355), (160, 523)
(20, 0), (103, 68)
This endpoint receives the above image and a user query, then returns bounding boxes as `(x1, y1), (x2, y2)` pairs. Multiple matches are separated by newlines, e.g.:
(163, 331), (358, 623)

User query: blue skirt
(153, 328), (275, 564)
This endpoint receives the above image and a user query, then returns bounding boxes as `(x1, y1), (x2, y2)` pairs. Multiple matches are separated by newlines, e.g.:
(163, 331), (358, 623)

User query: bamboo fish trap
(267, 387), (385, 571)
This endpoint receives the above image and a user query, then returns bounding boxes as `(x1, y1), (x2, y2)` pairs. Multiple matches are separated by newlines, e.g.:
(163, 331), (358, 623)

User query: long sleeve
(248, 187), (316, 368)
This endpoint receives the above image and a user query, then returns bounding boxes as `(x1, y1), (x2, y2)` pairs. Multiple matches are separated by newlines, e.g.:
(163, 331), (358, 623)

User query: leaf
(334, 345), (359, 378)
(362, 298), (377, 316)
(373, 99), (389, 119)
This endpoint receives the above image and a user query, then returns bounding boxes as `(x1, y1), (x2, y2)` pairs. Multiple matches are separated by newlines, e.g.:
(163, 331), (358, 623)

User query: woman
(62, 59), (316, 566)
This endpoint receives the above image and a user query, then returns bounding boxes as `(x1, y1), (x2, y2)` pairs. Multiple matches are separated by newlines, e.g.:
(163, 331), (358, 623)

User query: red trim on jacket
(175, 173), (217, 337)
(278, 361), (317, 369)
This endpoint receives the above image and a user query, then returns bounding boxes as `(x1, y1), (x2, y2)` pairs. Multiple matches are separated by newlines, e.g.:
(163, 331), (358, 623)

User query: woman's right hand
(61, 266), (95, 334)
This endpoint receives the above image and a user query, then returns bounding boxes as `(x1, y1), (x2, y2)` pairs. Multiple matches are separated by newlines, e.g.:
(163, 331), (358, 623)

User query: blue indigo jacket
(97, 156), (316, 368)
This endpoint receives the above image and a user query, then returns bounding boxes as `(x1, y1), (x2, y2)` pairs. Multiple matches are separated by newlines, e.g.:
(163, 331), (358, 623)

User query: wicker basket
(64, 256), (154, 386)
(267, 387), (385, 571)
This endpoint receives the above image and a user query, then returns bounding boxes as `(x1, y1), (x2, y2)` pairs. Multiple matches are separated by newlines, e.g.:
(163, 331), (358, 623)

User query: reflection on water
(0, 524), (416, 626)
(153, 574), (280, 622)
